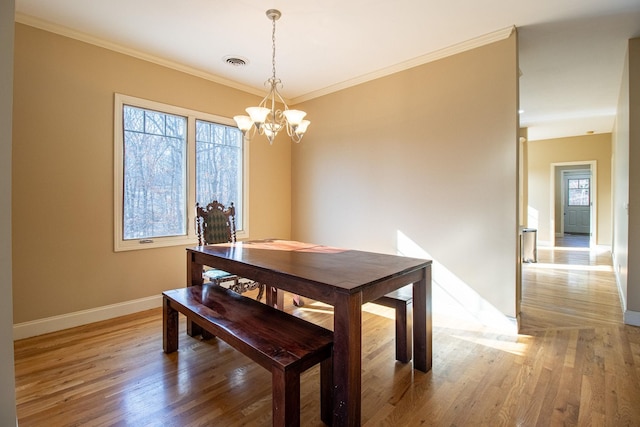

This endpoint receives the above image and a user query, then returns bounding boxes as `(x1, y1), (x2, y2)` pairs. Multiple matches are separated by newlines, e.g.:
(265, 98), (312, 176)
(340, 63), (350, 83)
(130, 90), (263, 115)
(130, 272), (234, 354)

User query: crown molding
(14, 13), (266, 98)
(16, 13), (514, 105)
(291, 26), (516, 105)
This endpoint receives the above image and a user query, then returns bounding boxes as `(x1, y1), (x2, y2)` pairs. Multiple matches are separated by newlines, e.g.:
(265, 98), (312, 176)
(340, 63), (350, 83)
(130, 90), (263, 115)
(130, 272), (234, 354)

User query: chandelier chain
(271, 15), (277, 82)
(233, 9), (309, 144)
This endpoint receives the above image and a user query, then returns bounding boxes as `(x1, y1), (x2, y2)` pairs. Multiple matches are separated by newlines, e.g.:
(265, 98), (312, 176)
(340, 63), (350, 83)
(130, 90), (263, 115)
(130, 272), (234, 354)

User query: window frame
(114, 93), (249, 252)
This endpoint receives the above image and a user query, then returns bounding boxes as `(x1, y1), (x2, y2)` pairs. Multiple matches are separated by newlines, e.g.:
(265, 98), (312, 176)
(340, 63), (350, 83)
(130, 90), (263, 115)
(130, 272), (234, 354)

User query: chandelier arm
(236, 9), (309, 144)
(269, 82), (278, 122)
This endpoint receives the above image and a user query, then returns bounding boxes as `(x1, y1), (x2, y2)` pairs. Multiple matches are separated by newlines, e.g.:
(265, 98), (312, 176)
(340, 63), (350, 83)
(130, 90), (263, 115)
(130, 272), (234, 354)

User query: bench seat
(163, 284), (333, 427)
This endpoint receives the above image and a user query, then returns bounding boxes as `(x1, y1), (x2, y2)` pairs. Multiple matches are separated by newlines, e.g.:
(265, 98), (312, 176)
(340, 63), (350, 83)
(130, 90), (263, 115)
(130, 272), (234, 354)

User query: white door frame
(561, 169), (592, 234)
(550, 161), (597, 248)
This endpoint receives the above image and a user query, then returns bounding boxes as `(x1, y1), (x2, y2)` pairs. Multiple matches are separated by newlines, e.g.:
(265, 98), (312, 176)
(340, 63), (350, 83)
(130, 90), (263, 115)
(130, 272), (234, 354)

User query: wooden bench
(373, 285), (413, 363)
(266, 284), (414, 363)
(163, 284), (334, 427)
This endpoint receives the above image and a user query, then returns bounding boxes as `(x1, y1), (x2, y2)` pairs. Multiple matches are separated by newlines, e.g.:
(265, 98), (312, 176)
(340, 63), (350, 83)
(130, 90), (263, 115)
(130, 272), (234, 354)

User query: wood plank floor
(14, 246), (640, 426)
(555, 234), (590, 248)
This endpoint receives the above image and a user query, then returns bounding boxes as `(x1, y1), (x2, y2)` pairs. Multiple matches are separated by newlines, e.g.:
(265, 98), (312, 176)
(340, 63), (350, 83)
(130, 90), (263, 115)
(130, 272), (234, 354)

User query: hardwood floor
(14, 246), (640, 426)
(555, 233), (590, 248)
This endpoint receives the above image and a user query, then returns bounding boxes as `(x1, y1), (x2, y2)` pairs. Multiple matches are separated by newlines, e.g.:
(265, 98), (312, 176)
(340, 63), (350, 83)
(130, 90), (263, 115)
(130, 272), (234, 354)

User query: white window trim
(113, 93), (249, 252)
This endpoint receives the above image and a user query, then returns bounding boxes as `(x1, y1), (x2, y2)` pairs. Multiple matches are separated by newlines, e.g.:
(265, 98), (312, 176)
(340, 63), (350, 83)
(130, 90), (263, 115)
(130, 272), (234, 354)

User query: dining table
(186, 239), (432, 426)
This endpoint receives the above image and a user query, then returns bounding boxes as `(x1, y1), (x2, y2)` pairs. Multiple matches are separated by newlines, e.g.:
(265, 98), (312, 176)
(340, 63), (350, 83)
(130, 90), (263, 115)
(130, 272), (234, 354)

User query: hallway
(521, 243), (623, 332)
(555, 233), (590, 248)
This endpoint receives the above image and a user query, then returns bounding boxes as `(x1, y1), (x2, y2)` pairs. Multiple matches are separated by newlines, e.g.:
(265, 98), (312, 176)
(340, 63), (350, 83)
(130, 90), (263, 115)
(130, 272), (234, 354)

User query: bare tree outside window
(195, 120), (243, 228)
(115, 94), (247, 251)
(123, 106), (187, 240)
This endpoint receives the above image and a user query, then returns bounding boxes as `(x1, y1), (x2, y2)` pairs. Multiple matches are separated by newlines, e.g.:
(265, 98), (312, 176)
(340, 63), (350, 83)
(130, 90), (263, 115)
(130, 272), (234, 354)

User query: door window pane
(568, 178), (590, 206)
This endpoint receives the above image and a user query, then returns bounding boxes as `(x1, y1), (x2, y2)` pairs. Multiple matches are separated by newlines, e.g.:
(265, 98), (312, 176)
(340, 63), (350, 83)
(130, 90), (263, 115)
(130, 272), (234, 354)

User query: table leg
(413, 265), (432, 372)
(187, 251), (204, 337)
(332, 292), (362, 426)
(163, 296), (178, 353)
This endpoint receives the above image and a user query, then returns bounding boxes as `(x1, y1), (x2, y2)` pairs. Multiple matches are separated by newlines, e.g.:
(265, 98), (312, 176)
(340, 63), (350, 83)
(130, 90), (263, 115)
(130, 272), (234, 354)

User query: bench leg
(186, 320), (202, 338)
(272, 368), (300, 427)
(266, 286), (285, 310)
(395, 300), (413, 363)
(163, 297), (178, 353)
(320, 356), (333, 425)
(186, 310), (203, 338)
(201, 329), (215, 340)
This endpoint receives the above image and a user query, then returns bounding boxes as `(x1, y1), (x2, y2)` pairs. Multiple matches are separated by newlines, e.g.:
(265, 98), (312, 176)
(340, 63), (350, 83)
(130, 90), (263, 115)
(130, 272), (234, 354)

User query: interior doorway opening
(550, 161), (597, 248)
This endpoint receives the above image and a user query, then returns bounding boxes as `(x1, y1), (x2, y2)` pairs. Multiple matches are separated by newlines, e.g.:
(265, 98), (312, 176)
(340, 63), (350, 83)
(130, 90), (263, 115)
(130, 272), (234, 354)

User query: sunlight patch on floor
(526, 263), (613, 272)
(539, 246), (601, 253)
(396, 230), (518, 335)
(450, 334), (531, 356)
(298, 300), (396, 320)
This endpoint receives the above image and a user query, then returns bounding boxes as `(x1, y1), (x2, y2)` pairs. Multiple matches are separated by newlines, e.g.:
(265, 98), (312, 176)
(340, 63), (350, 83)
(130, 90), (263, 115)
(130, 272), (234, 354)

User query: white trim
(291, 26), (515, 104)
(560, 169), (595, 241)
(15, 13), (513, 106)
(624, 310), (640, 327)
(14, 13), (266, 99)
(396, 230), (518, 334)
(550, 161), (598, 248)
(613, 251), (627, 310)
(240, 133), (250, 240)
(113, 93), (249, 251)
(13, 295), (162, 340)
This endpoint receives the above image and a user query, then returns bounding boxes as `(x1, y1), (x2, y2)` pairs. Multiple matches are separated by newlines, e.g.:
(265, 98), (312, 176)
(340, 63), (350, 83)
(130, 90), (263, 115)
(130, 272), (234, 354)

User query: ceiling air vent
(224, 56), (248, 67)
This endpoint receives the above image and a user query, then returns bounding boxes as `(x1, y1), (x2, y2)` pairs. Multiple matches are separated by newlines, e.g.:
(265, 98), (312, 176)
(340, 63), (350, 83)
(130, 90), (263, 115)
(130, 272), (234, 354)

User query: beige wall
(527, 133), (612, 246)
(613, 37), (640, 319)
(12, 24), (292, 324)
(292, 32), (520, 320)
(613, 41), (630, 311)
(628, 38), (640, 314)
(13, 23), (522, 328)
(1, 0), (17, 421)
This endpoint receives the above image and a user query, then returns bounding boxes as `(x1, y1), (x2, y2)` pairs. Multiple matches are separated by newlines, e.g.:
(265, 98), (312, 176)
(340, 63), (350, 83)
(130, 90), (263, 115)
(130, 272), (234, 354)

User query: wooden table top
(188, 239), (431, 292)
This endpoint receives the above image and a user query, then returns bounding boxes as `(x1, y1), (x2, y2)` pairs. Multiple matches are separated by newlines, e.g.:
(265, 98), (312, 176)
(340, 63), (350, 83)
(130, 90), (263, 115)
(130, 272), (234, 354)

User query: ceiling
(15, 0), (640, 141)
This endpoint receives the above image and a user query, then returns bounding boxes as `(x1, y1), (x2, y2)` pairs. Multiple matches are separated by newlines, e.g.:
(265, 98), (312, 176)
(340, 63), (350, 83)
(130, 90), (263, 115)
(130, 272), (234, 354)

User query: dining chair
(195, 201), (265, 300)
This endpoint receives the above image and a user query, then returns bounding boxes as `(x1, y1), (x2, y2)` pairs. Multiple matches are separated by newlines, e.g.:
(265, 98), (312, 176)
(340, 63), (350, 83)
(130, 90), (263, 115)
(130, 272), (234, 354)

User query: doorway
(563, 170), (591, 234)
(551, 161), (596, 248)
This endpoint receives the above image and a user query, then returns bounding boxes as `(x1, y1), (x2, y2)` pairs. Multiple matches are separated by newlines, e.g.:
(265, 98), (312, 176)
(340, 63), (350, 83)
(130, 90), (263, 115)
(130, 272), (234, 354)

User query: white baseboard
(624, 310), (640, 327)
(612, 252), (628, 313)
(13, 295), (162, 340)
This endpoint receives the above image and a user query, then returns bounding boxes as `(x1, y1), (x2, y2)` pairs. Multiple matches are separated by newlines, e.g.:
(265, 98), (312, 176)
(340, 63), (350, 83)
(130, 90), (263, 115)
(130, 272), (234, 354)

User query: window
(195, 119), (244, 227)
(122, 105), (187, 241)
(568, 178), (590, 206)
(114, 94), (248, 251)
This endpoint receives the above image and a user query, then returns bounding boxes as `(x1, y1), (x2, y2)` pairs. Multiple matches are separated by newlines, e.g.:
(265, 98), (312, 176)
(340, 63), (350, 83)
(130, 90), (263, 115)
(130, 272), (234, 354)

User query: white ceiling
(15, 0), (640, 141)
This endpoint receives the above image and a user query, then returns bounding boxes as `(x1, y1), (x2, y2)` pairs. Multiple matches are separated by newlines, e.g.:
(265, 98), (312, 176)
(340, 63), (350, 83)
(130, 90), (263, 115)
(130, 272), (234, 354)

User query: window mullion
(187, 115), (197, 241)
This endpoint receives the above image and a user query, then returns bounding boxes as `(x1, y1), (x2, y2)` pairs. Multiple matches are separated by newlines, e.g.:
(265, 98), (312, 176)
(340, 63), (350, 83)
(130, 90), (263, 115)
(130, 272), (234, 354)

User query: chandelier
(233, 9), (310, 144)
